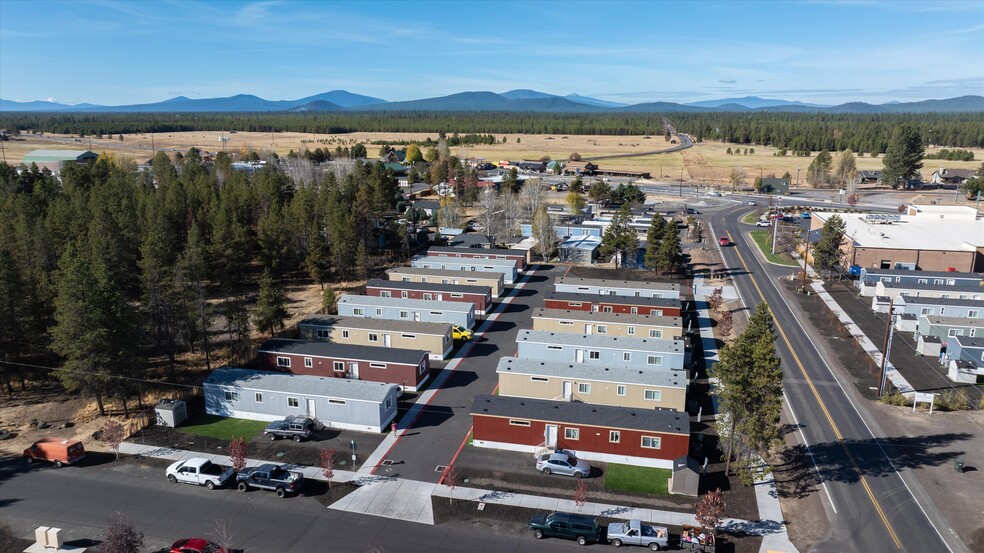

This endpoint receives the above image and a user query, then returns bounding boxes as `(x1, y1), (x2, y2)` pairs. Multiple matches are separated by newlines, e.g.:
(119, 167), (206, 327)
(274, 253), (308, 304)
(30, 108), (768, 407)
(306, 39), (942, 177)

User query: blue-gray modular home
(515, 329), (686, 372)
(894, 296), (984, 319)
(385, 267), (505, 297)
(944, 335), (984, 380)
(337, 294), (475, 329)
(857, 268), (982, 296)
(520, 223), (603, 239)
(410, 255), (519, 284)
(203, 368), (399, 433)
(917, 315), (984, 341)
(554, 276), (682, 300)
(874, 281), (984, 301)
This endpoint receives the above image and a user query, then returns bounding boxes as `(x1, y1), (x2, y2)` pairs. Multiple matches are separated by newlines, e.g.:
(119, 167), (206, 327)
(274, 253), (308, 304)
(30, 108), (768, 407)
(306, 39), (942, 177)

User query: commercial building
(531, 308), (683, 340)
(410, 255), (518, 284)
(543, 291), (683, 317)
(554, 276), (682, 300)
(470, 394), (689, 468)
(386, 267), (505, 297)
(21, 149), (98, 170)
(298, 315), (453, 360)
(203, 368), (399, 433)
(516, 330), (686, 372)
(365, 278), (493, 315)
(337, 294), (475, 329)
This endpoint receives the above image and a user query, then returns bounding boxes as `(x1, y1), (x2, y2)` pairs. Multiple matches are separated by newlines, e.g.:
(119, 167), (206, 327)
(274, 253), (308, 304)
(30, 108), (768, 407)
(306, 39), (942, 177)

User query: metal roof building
(22, 149), (98, 165)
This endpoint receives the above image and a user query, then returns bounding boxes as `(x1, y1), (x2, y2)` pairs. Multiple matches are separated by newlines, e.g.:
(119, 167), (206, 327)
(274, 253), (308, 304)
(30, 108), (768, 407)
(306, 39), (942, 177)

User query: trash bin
(954, 458), (965, 473)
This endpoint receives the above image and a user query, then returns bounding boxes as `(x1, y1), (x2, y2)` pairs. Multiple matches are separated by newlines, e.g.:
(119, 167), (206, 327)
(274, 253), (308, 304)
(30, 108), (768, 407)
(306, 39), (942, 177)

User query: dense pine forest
(2, 111), (983, 152)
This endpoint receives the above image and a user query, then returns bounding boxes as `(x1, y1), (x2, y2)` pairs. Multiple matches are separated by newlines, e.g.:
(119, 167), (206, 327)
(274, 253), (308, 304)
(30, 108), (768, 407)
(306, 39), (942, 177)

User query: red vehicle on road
(170, 538), (226, 553)
(718, 236), (730, 246)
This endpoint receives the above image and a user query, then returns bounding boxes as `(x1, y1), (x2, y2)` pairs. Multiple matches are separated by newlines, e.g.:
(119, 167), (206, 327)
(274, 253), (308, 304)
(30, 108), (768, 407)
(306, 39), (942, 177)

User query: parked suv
(264, 415), (315, 442)
(529, 512), (601, 545)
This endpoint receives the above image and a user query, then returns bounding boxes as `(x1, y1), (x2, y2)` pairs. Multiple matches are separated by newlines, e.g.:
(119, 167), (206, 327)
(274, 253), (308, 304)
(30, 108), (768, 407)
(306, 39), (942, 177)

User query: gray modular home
(554, 276), (681, 300)
(917, 315), (984, 341)
(944, 335), (984, 381)
(337, 294), (475, 329)
(874, 281), (984, 301)
(857, 268), (983, 296)
(410, 255), (518, 284)
(203, 368), (399, 433)
(385, 267), (505, 297)
(515, 329), (686, 372)
(520, 223), (603, 239)
(894, 296), (984, 319)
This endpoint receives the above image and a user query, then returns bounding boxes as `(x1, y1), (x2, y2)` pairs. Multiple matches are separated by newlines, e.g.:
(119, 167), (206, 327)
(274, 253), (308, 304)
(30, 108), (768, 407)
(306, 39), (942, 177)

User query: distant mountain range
(2, 90), (982, 114)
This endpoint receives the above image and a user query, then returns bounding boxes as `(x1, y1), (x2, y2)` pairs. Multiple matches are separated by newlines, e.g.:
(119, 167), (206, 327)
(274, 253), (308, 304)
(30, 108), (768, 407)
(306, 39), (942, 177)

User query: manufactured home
(555, 277), (681, 300)
(516, 330), (686, 371)
(204, 368), (399, 433)
(366, 278), (493, 315)
(894, 296), (984, 319)
(856, 268), (983, 296)
(543, 291), (683, 317)
(337, 294), (475, 329)
(874, 281), (983, 302)
(496, 357), (687, 411)
(426, 246), (529, 271)
(531, 308), (683, 339)
(918, 315), (984, 341)
(470, 394), (690, 469)
(944, 335), (984, 377)
(520, 223), (603, 239)
(257, 339), (430, 391)
(385, 267), (505, 297)
(410, 255), (518, 284)
(298, 315), (453, 360)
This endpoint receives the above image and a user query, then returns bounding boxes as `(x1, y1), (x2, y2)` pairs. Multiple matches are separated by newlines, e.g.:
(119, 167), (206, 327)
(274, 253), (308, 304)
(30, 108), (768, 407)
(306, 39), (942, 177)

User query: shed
(337, 294), (475, 329)
(669, 456), (700, 496)
(203, 368), (398, 433)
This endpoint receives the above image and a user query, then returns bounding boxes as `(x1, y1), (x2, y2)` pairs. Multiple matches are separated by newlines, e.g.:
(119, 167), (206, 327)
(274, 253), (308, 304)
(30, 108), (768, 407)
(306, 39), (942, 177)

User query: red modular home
(470, 394), (690, 468)
(257, 339), (430, 391)
(542, 291), (682, 317)
(425, 246), (529, 271)
(365, 278), (494, 316)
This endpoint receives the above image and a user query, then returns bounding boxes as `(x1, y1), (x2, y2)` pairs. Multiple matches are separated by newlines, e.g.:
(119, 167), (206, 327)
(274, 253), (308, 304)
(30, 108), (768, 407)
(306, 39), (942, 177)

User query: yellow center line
(725, 229), (903, 550)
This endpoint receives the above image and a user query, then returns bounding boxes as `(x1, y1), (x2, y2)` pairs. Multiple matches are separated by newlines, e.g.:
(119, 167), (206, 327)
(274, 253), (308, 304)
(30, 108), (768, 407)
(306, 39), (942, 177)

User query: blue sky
(1, 0), (982, 106)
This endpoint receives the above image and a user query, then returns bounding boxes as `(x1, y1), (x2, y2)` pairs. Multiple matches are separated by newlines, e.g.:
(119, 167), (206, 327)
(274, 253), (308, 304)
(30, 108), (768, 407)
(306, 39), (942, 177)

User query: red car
(718, 236), (730, 246)
(170, 538), (226, 553)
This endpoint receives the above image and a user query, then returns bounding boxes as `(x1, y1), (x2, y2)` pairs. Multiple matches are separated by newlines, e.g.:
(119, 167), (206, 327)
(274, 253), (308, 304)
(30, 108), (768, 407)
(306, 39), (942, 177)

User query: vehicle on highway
(170, 537), (226, 553)
(236, 463), (303, 497)
(24, 438), (86, 467)
(680, 525), (716, 552)
(529, 512), (601, 545)
(755, 220), (771, 227)
(535, 450), (591, 478)
(685, 208), (700, 214)
(264, 415), (315, 442)
(747, 200), (756, 205)
(706, 191), (721, 197)
(452, 325), (474, 341)
(606, 519), (668, 550)
(166, 458), (235, 490)
(718, 236), (731, 246)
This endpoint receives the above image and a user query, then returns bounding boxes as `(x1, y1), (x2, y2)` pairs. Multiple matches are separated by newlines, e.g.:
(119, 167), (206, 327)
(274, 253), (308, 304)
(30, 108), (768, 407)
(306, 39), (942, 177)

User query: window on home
(597, 325), (608, 334)
(627, 326), (635, 335)
(917, 279), (927, 284)
(277, 356), (290, 368)
(641, 436), (661, 449)
(288, 397), (299, 408)
(969, 311), (979, 318)
(381, 291), (392, 298)
(304, 357), (313, 368)
(402, 277), (411, 282)
(509, 419), (531, 427)
(255, 392), (263, 403)
(370, 362), (386, 369)
(647, 355), (662, 365)
(570, 302), (582, 307)
(341, 330), (349, 339)
(921, 308), (933, 315)
(317, 329), (330, 339)
(644, 389), (662, 401)
(650, 329), (663, 338)
(560, 321), (574, 325)
(400, 310), (409, 319)
(224, 391), (239, 401)
(949, 329), (964, 337)
(547, 345), (562, 350)
(623, 352), (631, 362)
(565, 428), (580, 440)
(333, 361), (344, 372)
(423, 293), (433, 300)
(368, 333), (379, 342)
(376, 308), (382, 316)
(450, 293), (463, 298)
(328, 399), (346, 405)
(385, 398), (392, 409)
(603, 306), (613, 313)
(577, 383), (591, 394)
(402, 291), (409, 298)
(401, 334), (415, 339)
(630, 307), (638, 314)
(609, 430), (620, 443)
(531, 376), (548, 382)
(353, 308), (364, 316)
(652, 310), (662, 316)
(430, 311), (443, 315)
(589, 351), (600, 360)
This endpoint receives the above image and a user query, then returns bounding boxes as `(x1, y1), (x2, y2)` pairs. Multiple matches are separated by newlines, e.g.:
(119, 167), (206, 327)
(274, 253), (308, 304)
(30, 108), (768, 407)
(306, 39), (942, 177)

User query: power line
(0, 358), (201, 389)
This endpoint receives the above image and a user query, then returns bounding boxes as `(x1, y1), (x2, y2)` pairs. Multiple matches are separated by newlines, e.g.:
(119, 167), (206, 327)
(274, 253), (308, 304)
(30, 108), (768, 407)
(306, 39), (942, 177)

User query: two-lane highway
(707, 204), (966, 553)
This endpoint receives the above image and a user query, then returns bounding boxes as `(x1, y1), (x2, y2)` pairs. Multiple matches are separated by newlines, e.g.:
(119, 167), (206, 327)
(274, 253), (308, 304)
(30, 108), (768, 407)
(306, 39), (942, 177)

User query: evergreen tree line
(4, 111), (980, 148)
(0, 152), (405, 405)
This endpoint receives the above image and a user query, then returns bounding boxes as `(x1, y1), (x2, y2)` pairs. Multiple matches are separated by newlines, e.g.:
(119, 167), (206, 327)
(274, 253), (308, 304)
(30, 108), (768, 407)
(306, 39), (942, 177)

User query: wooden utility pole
(800, 232), (810, 292)
(878, 303), (895, 397)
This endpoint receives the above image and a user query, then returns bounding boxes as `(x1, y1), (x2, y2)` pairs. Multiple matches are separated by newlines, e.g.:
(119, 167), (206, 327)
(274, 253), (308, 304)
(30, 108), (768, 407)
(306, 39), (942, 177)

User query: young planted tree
(254, 268), (289, 337)
(229, 436), (248, 473)
(695, 488), (727, 530)
(574, 480), (589, 513)
(882, 125), (924, 189)
(321, 447), (337, 489)
(717, 309), (734, 339)
(208, 519), (236, 553)
(707, 288), (724, 312)
(599, 205), (639, 269)
(102, 513), (144, 553)
(813, 214), (846, 279)
(101, 419), (125, 460)
(442, 464), (460, 504)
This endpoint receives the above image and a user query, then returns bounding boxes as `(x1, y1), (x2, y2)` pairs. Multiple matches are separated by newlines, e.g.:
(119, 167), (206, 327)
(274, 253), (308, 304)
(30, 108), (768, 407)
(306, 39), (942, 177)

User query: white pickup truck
(606, 519), (669, 550)
(165, 457), (235, 490)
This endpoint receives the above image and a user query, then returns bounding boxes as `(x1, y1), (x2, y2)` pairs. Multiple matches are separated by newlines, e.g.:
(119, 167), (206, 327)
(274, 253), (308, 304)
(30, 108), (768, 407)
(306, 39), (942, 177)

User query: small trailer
(680, 525), (716, 552)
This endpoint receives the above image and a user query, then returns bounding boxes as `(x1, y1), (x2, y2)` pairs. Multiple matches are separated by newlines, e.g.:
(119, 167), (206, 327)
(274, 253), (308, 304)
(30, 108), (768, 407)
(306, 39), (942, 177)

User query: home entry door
(306, 399), (316, 418)
(584, 324), (592, 334)
(383, 334), (391, 347)
(349, 362), (359, 379)
(544, 425), (558, 448)
(414, 311), (421, 322)
(575, 349), (585, 363)
(562, 381), (573, 400)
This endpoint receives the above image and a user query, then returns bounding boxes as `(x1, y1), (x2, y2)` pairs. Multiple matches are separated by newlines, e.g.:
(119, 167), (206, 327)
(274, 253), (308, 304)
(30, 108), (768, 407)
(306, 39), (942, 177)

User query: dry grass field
(5, 130), (981, 186)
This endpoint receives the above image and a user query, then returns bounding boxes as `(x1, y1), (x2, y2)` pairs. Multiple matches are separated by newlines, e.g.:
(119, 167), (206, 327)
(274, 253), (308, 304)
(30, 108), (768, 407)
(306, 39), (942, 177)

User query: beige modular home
(531, 308), (683, 340)
(298, 315), (453, 360)
(385, 267), (505, 297)
(496, 357), (687, 412)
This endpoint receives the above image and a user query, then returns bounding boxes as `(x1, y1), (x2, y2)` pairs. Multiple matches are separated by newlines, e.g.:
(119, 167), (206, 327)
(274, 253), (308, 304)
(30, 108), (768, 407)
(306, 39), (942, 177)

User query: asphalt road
(707, 204), (966, 553)
(0, 456), (579, 553)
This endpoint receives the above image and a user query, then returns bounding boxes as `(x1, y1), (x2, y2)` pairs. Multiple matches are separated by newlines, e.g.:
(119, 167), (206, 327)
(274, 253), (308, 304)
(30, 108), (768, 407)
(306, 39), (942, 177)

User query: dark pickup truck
(236, 463), (303, 497)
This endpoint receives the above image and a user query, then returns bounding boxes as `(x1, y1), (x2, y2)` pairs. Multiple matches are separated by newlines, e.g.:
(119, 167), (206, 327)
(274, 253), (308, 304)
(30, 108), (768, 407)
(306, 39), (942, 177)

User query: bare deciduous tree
(574, 480), (589, 513)
(442, 464), (460, 504)
(695, 488), (727, 530)
(283, 156), (316, 187)
(476, 188), (501, 242)
(229, 436), (248, 473)
(321, 447), (336, 489)
(208, 518), (236, 553)
(531, 205), (559, 262)
(520, 178), (544, 221)
(101, 419), (125, 460)
(102, 513), (143, 553)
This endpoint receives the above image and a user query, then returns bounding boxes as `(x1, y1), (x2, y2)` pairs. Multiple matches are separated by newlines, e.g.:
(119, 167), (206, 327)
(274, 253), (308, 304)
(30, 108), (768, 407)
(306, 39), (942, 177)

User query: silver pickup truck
(165, 457), (235, 490)
(606, 520), (669, 550)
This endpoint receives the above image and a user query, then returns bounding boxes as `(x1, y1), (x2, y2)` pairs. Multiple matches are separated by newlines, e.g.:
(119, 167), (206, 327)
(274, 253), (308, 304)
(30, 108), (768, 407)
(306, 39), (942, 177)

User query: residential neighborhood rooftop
(427, 245), (528, 257)
(532, 307), (682, 328)
(878, 281), (984, 293)
(257, 338), (427, 364)
(517, 329), (685, 353)
(950, 335), (984, 348)
(412, 254), (518, 267)
(298, 315), (451, 335)
(204, 368), (399, 402)
(555, 276), (681, 292)
(337, 294), (474, 312)
(897, 296), (984, 307)
(860, 268), (983, 280)
(366, 278), (491, 296)
(544, 290), (682, 308)
(921, 315), (984, 327)
(385, 267), (504, 281)
(496, 357), (686, 388)
(470, 394), (689, 435)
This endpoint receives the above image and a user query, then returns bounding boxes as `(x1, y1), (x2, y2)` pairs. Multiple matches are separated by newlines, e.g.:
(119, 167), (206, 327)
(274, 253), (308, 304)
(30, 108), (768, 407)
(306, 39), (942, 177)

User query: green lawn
(177, 415), (267, 441)
(604, 463), (671, 496)
(740, 210), (764, 224)
(748, 229), (800, 267)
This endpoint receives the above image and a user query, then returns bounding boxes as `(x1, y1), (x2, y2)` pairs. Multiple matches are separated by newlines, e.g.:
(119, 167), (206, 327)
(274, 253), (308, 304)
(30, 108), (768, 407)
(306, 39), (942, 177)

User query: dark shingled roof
(470, 394), (689, 435)
(366, 278), (490, 296)
(427, 245), (528, 257)
(258, 339), (427, 365)
(544, 291), (682, 309)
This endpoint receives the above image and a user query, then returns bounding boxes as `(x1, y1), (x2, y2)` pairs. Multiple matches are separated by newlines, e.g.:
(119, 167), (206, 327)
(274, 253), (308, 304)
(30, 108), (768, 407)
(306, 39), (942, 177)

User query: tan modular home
(298, 315), (453, 360)
(496, 357), (687, 412)
(531, 308), (683, 340)
(385, 267), (505, 297)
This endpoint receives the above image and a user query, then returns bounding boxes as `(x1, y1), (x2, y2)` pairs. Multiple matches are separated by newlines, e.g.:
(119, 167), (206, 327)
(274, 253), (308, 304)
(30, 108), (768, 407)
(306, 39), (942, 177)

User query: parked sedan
(536, 451), (591, 478)
(755, 220), (771, 227)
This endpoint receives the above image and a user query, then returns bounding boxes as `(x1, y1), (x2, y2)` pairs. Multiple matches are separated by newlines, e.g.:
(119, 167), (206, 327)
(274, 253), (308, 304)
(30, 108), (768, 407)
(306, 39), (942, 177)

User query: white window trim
(255, 392), (263, 403)
(644, 389), (663, 401)
(276, 356), (291, 368)
(577, 383), (591, 394)
(564, 427), (580, 440)
(616, 385), (627, 396)
(288, 397), (299, 408)
(641, 436), (661, 449)
(509, 419), (531, 427)
(609, 430), (620, 443)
